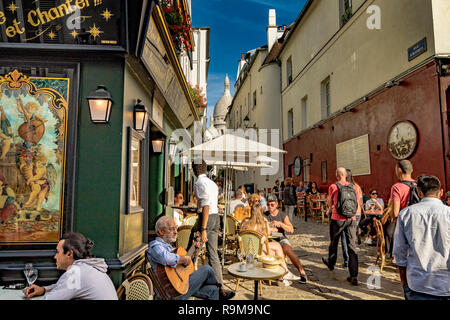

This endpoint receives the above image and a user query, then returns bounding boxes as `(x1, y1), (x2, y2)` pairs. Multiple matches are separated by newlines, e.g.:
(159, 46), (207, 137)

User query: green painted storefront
(0, 0), (199, 288)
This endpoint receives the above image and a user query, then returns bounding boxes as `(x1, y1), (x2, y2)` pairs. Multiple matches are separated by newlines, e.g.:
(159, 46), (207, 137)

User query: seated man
(229, 189), (246, 214)
(147, 216), (234, 300)
(264, 195), (308, 284)
(24, 232), (118, 300)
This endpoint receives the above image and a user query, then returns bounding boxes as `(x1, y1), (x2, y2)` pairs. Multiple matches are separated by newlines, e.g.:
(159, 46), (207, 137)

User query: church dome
(213, 75), (232, 119)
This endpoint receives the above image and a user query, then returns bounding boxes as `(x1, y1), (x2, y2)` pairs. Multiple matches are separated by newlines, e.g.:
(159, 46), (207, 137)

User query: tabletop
(365, 210), (383, 215)
(0, 288), (40, 300)
(227, 263), (285, 281)
(311, 199), (327, 202)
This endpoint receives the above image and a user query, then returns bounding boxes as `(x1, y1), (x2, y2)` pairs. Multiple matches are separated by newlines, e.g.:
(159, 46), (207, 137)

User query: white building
(225, 9), (287, 192)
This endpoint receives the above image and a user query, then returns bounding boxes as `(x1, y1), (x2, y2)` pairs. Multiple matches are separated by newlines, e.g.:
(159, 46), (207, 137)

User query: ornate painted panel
(0, 70), (68, 244)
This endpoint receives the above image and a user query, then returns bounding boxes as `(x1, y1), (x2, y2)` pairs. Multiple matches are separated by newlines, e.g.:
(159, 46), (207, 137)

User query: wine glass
(24, 263), (38, 288)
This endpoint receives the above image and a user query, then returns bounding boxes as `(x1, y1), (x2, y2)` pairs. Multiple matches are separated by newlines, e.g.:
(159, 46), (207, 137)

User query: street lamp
(86, 85), (113, 123)
(152, 138), (165, 153)
(244, 115), (250, 128)
(133, 99), (148, 132)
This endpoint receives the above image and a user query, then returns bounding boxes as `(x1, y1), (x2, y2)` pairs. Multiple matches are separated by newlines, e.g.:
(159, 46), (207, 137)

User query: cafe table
(364, 210), (383, 217)
(227, 262), (286, 300)
(0, 287), (40, 300)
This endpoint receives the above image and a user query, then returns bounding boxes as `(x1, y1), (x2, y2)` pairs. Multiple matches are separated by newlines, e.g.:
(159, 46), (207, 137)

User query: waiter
(189, 159), (234, 300)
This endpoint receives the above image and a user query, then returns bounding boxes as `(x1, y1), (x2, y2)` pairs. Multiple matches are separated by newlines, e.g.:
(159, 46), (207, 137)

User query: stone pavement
(221, 214), (404, 300)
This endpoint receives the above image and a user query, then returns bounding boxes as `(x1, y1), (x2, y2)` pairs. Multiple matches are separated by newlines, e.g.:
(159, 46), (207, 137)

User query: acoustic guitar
(156, 232), (202, 298)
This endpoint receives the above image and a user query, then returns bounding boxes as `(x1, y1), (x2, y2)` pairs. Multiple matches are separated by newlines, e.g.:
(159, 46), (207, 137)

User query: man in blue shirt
(148, 216), (234, 300)
(393, 175), (450, 300)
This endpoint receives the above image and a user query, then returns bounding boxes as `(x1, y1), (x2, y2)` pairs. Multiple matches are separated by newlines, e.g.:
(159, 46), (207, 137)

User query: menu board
(0, 0), (121, 46)
(336, 134), (371, 176)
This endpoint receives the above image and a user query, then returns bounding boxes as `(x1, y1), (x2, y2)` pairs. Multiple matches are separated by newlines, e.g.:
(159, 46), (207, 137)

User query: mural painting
(0, 70), (68, 244)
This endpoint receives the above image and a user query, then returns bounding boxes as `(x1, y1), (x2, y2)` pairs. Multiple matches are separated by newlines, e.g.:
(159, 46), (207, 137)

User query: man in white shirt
(190, 160), (234, 300)
(229, 189), (246, 214)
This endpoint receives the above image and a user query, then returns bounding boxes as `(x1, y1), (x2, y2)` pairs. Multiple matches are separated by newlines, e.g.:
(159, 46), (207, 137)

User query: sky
(191, 0), (308, 127)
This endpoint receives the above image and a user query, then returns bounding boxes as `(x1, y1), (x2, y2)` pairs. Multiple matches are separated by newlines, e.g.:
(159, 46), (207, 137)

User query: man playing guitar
(147, 216), (234, 300)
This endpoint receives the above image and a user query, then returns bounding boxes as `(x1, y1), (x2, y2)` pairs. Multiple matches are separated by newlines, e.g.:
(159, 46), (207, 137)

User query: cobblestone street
(222, 215), (404, 300)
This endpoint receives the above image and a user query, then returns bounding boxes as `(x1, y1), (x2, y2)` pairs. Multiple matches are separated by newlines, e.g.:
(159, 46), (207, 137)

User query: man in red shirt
(383, 160), (415, 259)
(322, 168), (361, 285)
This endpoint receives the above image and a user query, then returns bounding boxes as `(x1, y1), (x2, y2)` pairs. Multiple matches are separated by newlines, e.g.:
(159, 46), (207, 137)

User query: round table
(0, 288), (40, 300)
(228, 262), (286, 300)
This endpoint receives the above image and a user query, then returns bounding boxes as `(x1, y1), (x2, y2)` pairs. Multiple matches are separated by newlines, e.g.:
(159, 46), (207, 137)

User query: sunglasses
(371, 192), (378, 195)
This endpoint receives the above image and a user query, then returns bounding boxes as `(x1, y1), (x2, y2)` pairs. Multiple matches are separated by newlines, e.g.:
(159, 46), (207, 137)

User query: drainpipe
(437, 59), (449, 191)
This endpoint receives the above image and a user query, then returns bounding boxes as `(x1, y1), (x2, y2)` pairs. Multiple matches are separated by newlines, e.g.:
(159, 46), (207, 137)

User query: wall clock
(387, 121), (418, 160)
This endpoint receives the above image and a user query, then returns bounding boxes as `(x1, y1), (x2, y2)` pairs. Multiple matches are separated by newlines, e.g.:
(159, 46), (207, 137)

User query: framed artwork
(0, 69), (69, 245)
(387, 121), (418, 160)
(127, 127), (145, 214)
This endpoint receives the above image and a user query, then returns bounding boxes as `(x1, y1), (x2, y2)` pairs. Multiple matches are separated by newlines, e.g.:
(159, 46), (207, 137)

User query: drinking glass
(23, 263), (38, 287)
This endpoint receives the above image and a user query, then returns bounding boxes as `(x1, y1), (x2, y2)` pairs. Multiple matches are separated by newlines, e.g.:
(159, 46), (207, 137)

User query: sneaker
(322, 257), (334, 271)
(299, 273), (307, 284)
(283, 271), (301, 281)
(282, 279), (292, 287)
(346, 276), (358, 286)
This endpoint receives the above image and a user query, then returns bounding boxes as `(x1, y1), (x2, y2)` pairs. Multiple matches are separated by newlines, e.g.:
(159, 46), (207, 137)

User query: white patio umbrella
(181, 133), (286, 266)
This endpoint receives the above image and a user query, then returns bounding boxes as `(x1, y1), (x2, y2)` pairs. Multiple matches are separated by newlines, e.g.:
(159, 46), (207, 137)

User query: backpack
(400, 180), (421, 206)
(336, 182), (358, 219)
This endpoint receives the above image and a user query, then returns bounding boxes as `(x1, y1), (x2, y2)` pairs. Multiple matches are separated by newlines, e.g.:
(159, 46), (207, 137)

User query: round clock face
(294, 157), (302, 176)
(387, 121), (418, 160)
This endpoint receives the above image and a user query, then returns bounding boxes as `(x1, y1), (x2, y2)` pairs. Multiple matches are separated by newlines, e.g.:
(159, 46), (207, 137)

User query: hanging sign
(0, 0), (121, 46)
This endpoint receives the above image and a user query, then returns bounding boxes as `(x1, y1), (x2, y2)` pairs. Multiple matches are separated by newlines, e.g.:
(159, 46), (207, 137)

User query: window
(260, 86), (263, 94)
(321, 77), (331, 119)
(321, 161), (327, 183)
(286, 56), (293, 85)
(288, 109), (294, 138)
(340, 0), (353, 26)
(301, 96), (308, 130)
(253, 91), (257, 109)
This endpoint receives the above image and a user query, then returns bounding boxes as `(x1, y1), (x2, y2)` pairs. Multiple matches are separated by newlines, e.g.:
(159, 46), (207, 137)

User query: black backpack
(336, 182), (358, 219)
(401, 180), (421, 206)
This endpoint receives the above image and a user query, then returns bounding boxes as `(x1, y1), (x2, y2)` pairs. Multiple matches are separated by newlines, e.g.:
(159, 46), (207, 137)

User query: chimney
(267, 9), (277, 52)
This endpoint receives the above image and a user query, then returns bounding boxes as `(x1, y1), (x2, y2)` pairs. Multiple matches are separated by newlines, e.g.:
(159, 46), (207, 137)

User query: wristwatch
(201, 227), (207, 231)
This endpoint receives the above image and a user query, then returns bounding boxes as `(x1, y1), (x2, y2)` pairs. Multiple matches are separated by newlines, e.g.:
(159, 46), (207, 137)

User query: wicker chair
(373, 218), (386, 273)
(235, 230), (270, 296)
(146, 262), (169, 300)
(234, 206), (251, 222)
(224, 214), (240, 257)
(307, 196), (322, 221)
(183, 214), (198, 226)
(176, 225), (193, 250)
(116, 273), (154, 300)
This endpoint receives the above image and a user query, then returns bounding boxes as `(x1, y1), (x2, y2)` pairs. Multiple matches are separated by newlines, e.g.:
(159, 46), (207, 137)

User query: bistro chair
(234, 206), (251, 222)
(373, 218), (386, 273)
(321, 201), (330, 224)
(176, 225), (193, 250)
(235, 230), (270, 296)
(146, 262), (169, 300)
(116, 273), (154, 300)
(307, 196), (322, 221)
(183, 214), (198, 226)
(297, 193), (306, 217)
(224, 214), (240, 257)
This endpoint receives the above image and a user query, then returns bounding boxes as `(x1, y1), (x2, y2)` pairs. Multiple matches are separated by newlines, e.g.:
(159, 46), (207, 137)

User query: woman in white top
(173, 191), (184, 227)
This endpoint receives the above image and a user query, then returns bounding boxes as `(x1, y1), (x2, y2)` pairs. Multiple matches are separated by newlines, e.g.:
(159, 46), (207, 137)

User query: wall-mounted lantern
(133, 99), (148, 132)
(87, 85), (113, 123)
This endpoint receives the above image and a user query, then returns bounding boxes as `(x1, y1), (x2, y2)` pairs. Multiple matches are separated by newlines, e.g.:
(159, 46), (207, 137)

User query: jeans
(176, 266), (219, 300)
(285, 205), (295, 224)
(340, 215), (360, 265)
(403, 284), (450, 301)
(189, 214), (223, 285)
(328, 219), (359, 278)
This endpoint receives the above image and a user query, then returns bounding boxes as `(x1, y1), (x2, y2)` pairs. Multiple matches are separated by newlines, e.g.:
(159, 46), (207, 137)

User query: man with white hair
(322, 167), (360, 286)
(147, 216), (233, 300)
